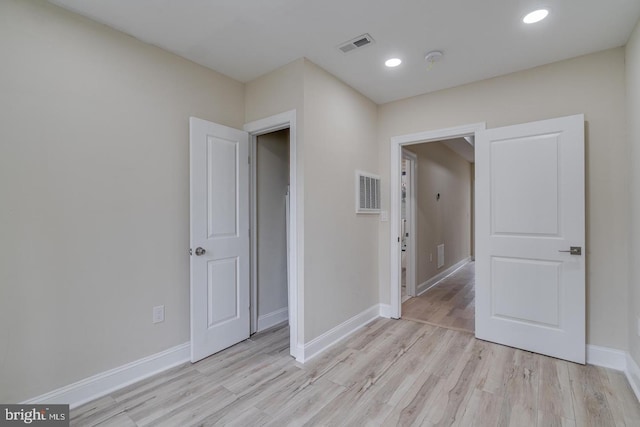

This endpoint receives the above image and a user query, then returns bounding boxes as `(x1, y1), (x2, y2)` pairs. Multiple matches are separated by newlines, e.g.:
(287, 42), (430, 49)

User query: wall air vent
(338, 34), (375, 53)
(356, 170), (381, 214)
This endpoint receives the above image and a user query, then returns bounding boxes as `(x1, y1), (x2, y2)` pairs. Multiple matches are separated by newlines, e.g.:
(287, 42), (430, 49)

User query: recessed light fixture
(523, 9), (549, 24)
(385, 58), (402, 67)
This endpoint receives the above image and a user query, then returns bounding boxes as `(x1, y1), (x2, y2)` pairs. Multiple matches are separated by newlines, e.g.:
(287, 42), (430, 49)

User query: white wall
(378, 48), (629, 350)
(256, 129), (290, 319)
(302, 61), (379, 341)
(406, 143), (471, 286)
(0, 0), (244, 403)
(627, 18), (640, 365)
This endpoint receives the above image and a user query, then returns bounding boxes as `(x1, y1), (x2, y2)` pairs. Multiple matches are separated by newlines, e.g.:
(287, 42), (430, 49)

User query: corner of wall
(627, 16), (640, 374)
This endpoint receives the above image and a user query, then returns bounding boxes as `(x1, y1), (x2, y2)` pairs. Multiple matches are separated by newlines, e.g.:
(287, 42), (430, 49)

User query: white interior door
(475, 114), (585, 364)
(190, 117), (250, 363)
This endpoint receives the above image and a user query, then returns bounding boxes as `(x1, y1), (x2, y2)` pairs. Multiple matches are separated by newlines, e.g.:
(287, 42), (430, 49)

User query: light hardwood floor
(71, 318), (640, 426)
(402, 262), (475, 333)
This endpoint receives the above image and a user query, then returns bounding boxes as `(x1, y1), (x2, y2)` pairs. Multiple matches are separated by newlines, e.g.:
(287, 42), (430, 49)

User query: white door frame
(249, 126), (290, 335)
(244, 110), (300, 360)
(390, 122), (485, 318)
(401, 149), (417, 297)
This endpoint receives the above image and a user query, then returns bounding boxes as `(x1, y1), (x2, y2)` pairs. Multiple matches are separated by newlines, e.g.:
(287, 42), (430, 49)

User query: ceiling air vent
(338, 34), (375, 53)
(356, 170), (381, 214)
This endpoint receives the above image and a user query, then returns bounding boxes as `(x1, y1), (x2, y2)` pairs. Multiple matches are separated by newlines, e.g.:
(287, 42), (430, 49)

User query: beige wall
(406, 143), (471, 286)
(627, 19), (640, 365)
(247, 59), (380, 342)
(302, 61), (379, 340)
(256, 129), (290, 318)
(245, 59), (305, 124)
(0, 0), (244, 403)
(378, 48), (629, 350)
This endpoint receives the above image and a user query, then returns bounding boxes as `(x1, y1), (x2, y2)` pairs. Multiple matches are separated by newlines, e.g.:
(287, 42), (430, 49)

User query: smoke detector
(425, 50), (444, 64)
(424, 50), (444, 71)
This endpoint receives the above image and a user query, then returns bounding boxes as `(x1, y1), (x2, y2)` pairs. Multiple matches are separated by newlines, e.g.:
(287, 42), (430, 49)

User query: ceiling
(48, 0), (640, 104)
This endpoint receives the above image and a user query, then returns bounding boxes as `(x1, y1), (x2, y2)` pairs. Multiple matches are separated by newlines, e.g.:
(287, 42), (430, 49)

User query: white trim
(298, 305), (380, 363)
(22, 342), (190, 409)
(417, 257), (472, 296)
(257, 308), (289, 332)
(250, 137), (258, 334)
(390, 123), (486, 319)
(626, 353), (640, 403)
(244, 110), (301, 360)
(379, 304), (392, 318)
(586, 345), (627, 371)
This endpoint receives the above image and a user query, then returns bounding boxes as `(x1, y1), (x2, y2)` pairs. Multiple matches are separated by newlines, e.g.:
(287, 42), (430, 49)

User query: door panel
(476, 114), (585, 364)
(190, 117), (250, 363)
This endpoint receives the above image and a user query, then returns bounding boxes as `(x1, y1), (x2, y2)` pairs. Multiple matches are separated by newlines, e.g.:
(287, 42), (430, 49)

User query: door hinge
(398, 236), (400, 242)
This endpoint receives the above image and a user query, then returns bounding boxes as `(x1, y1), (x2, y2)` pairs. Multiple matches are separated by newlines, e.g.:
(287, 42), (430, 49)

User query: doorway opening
(250, 129), (291, 337)
(244, 110), (299, 360)
(399, 139), (475, 333)
(389, 123), (485, 323)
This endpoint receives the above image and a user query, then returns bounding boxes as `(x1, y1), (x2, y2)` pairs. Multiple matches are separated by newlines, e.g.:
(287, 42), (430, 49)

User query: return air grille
(356, 170), (381, 214)
(338, 34), (375, 53)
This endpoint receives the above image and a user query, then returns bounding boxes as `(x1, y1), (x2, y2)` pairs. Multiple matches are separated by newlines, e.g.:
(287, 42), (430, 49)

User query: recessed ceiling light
(523, 9), (549, 24)
(385, 58), (402, 68)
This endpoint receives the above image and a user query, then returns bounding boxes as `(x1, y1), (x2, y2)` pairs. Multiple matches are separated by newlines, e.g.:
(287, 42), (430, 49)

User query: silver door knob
(558, 246), (581, 255)
(195, 247), (206, 256)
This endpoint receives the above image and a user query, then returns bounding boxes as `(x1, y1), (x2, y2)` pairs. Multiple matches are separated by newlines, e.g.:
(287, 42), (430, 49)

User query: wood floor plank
(538, 356), (575, 420)
(569, 363), (617, 426)
(402, 262), (475, 334)
(458, 389), (504, 427)
(69, 317), (640, 427)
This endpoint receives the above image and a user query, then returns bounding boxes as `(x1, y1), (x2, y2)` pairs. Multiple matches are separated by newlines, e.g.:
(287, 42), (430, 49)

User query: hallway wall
(406, 143), (471, 288)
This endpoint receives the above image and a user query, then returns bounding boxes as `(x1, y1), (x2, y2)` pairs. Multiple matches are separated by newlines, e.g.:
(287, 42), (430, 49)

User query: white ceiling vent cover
(338, 34), (375, 53)
(356, 170), (381, 214)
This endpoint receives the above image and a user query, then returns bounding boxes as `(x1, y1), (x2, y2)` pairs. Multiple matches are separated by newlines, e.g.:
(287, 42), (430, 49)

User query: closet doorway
(250, 129), (291, 335)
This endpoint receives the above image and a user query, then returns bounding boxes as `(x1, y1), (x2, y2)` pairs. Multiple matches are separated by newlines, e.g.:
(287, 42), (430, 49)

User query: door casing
(244, 110), (300, 360)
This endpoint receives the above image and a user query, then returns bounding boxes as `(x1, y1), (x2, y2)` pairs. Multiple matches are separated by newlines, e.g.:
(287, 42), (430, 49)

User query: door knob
(558, 246), (581, 255)
(195, 247), (206, 256)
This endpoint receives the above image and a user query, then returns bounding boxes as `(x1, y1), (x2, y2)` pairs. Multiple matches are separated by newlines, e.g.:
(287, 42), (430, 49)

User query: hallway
(402, 261), (475, 333)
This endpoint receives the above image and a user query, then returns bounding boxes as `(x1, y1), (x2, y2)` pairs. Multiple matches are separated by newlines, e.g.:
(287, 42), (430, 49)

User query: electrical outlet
(153, 305), (165, 324)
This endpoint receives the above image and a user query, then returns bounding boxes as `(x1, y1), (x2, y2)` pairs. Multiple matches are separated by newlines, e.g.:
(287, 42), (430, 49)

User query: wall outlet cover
(153, 305), (165, 324)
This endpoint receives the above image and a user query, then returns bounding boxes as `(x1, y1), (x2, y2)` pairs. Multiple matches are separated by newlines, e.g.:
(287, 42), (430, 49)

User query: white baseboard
(417, 257), (471, 296)
(586, 345), (627, 371)
(379, 304), (392, 318)
(257, 307), (288, 332)
(298, 304), (380, 363)
(22, 342), (190, 409)
(626, 353), (640, 403)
